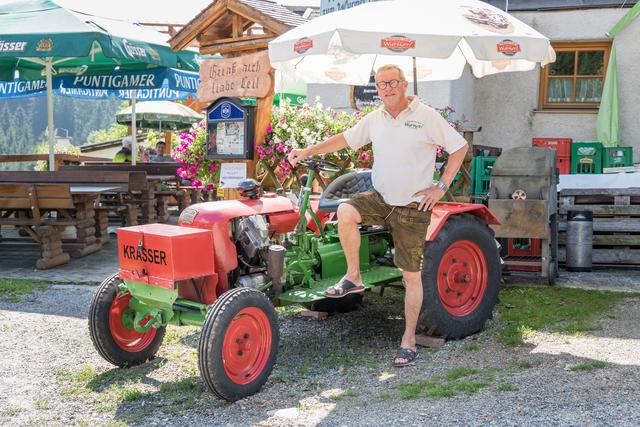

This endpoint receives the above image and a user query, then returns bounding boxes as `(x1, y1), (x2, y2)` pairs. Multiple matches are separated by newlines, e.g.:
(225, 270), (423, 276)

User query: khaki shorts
(344, 190), (431, 272)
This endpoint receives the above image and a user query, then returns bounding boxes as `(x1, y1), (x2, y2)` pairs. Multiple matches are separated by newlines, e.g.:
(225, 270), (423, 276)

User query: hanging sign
(197, 51), (272, 102)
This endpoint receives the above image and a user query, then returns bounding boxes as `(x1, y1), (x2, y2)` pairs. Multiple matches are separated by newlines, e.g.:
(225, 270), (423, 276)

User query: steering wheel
(298, 157), (342, 173)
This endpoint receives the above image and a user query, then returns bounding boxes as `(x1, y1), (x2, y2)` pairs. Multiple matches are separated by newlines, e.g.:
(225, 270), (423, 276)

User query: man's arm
(413, 143), (468, 211)
(287, 133), (349, 166)
(439, 143), (468, 188)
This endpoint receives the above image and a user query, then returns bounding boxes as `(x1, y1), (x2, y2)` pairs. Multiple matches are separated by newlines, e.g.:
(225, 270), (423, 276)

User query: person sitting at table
(150, 141), (174, 162)
(113, 136), (133, 162)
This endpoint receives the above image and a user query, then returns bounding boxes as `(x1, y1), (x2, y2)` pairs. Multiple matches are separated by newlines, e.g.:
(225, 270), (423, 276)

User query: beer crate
(532, 138), (572, 174)
(571, 142), (603, 174)
(603, 147), (633, 168)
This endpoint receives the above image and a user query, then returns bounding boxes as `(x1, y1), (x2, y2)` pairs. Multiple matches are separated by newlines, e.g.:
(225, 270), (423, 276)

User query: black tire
(419, 213), (501, 339)
(88, 274), (166, 367)
(308, 293), (363, 314)
(198, 288), (279, 402)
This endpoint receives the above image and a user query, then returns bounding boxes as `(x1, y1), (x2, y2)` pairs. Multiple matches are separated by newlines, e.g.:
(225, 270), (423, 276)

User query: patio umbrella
(268, 0), (555, 89)
(0, 0), (199, 169)
(116, 101), (203, 131)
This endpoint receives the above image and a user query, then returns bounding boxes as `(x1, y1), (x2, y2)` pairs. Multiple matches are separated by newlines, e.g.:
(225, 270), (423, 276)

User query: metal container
(566, 210), (593, 272)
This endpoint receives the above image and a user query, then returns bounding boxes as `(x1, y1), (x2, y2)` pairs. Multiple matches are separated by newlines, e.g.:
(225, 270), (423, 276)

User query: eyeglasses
(375, 79), (402, 90)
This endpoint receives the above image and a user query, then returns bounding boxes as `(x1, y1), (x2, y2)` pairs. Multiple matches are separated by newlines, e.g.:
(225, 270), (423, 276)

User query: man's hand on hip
(287, 148), (311, 167)
(413, 187), (445, 211)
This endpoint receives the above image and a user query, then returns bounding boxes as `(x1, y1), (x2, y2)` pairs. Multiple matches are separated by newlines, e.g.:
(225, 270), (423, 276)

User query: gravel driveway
(1, 283), (639, 427)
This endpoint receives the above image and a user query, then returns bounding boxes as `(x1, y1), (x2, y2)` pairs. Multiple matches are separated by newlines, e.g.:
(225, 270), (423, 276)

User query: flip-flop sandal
(324, 278), (365, 299)
(393, 347), (419, 367)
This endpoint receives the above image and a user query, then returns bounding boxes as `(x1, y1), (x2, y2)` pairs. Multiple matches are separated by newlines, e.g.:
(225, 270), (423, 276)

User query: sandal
(324, 277), (365, 299)
(393, 347), (419, 367)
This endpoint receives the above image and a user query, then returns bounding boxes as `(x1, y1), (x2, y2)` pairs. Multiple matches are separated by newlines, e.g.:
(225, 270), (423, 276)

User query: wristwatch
(433, 180), (449, 192)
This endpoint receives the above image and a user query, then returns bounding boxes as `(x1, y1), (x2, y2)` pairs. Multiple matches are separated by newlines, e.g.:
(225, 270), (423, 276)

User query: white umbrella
(268, 0), (555, 88)
(116, 101), (203, 130)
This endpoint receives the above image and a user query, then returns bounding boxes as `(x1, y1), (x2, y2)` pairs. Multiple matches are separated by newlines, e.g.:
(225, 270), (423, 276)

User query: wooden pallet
(558, 188), (640, 265)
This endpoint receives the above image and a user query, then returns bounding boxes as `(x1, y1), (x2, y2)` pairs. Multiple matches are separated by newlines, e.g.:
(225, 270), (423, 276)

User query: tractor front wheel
(88, 274), (166, 367)
(198, 288), (279, 401)
(419, 214), (501, 339)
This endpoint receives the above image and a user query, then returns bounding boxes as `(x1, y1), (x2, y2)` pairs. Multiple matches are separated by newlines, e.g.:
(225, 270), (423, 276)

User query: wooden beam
(199, 33), (274, 46)
(227, 0), (292, 35)
(232, 14), (241, 38)
(200, 38), (274, 55)
(169, 1), (228, 51)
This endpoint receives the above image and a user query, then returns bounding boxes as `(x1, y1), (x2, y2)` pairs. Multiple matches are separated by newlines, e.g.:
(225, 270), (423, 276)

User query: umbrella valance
(0, 0), (198, 81)
(268, 0), (555, 85)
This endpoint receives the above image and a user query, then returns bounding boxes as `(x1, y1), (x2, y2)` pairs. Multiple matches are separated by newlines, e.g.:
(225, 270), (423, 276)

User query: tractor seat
(318, 170), (373, 212)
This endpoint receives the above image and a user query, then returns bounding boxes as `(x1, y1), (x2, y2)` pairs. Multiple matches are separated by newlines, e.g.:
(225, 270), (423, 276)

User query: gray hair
(375, 64), (406, 81)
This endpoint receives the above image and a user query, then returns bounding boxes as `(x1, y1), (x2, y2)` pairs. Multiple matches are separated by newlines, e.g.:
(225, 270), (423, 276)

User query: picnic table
(0, 171), (150, 269)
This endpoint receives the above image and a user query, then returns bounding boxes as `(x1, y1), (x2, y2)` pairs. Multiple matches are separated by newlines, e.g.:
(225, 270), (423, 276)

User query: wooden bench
(65, 163), (192, 219)
(0, 183), (77, 269)
(0, 170), (147, 244)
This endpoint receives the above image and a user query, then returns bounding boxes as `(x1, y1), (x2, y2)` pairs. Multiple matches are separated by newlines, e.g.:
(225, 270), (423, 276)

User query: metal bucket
(566, 210), (593, 272)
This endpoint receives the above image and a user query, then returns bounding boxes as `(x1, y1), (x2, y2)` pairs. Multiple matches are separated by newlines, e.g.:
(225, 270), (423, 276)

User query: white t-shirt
(344, 97), (468, 206)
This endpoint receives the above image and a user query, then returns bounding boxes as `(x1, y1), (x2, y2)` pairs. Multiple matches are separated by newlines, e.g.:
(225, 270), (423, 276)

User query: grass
(568, 360), (609, 372)
(463, 343), (479, 351)
(35, 398), (52, 410)
(498, 383), (518, 392)
(0, 278), (47, 302)
(1, 407), (23, 417)
(496, 287), (627, 346)
(397, 366), (493, 400)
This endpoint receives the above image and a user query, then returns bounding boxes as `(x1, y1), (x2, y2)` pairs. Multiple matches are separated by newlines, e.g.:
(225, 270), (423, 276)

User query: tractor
(88, 158), (501, 401)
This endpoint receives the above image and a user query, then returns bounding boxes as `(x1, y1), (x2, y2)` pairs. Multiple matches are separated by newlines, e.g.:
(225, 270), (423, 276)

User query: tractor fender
(426, 202), (501, 241)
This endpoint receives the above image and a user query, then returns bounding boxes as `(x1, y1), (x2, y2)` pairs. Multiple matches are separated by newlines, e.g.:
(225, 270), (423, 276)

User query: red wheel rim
(109, 292), (157, 352)
(222, 307), (272, 385)
(437, 240), (488, 317)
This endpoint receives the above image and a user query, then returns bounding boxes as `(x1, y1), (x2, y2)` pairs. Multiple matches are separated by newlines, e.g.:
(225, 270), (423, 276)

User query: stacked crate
(532, 138), (571, 174)
(470, 156), (497, 204)
(571, 142), (603, 174)
(603, 147), (633, 169)
(506, 238), (542, 271)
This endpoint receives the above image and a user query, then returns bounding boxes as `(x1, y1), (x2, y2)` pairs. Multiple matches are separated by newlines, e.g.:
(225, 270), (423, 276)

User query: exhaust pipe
(266, 244), (286, 294)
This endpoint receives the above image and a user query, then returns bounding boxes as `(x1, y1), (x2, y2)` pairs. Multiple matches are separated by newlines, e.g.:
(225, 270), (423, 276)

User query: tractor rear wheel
(88, 274), (166, 367)
(419, 214), (501, 339)
(198, 288), (279, 401)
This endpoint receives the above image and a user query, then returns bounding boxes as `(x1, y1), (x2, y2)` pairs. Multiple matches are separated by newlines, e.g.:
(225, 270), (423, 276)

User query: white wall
(473, 8), (639, 162)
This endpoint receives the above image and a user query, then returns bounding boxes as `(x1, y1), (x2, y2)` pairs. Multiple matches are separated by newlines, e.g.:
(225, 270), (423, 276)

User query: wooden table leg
(36, 225), (70, 269)
(94, 209), (110, 244)
(155, 196), (170, 223)
(70, 198), (100, 257)
(141, 188), (157, 224)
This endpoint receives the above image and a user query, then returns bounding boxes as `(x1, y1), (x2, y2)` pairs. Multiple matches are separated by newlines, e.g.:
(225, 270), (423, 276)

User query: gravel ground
(1, 283), (639, 427)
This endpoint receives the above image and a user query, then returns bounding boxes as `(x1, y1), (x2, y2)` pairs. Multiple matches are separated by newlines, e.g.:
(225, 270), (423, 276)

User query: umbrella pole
(131, 91), (137, 165)
(412, 57), (418, 96)
(46, 60), (55, 171)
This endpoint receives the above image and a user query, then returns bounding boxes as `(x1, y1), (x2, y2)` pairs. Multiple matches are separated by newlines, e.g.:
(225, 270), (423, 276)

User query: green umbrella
(0, 0), (199, 169)
(116, 101), (203, 131)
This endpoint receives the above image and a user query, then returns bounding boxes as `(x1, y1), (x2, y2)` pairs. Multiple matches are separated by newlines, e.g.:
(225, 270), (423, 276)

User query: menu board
(206, 98), (255, 160)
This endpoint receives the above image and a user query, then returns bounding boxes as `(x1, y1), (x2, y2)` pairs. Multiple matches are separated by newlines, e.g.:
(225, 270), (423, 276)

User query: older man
(288, 64), (468, 367)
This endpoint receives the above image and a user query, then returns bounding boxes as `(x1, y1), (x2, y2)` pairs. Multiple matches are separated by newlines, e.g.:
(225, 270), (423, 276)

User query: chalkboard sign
(350, 74), (380, 110)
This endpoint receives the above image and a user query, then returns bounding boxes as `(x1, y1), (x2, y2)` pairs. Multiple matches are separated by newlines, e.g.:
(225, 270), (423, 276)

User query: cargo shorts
(344, 190), (431, 272)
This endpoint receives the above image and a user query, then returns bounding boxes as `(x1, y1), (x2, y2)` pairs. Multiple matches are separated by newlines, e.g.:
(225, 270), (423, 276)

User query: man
(151, 141), (174, 162)
(288, 64), (468, 367)
(113, 135), (133, 162)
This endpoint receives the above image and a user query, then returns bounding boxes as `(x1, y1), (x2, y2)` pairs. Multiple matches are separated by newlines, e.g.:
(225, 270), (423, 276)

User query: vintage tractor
(88, 159), (501, 401)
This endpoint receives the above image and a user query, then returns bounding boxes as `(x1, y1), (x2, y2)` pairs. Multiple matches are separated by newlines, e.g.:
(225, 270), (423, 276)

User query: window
(539, 41), (611, 110)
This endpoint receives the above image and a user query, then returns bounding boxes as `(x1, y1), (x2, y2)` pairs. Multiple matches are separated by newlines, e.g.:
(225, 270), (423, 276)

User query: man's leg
(395, 270), (423, 364)
(337, 203), (363, 284)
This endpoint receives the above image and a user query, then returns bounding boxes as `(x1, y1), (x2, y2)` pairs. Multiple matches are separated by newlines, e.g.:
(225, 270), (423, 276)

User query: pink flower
(209, 163), (218, 171)
(266, 125), (273, 133)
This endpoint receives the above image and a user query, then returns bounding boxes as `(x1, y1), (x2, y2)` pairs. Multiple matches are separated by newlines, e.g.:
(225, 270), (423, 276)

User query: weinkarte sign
(198, 51), (272, 102)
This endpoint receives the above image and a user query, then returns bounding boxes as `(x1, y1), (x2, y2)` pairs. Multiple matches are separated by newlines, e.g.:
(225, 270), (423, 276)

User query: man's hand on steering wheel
(287, 148), (311, 167)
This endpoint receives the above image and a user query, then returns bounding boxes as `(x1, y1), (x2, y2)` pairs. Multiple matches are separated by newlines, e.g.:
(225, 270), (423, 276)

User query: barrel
(565, 210), (593, 271)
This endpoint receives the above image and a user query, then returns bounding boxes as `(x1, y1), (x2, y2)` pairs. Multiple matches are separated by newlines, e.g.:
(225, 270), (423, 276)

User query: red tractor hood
(179, 193), (296, 228)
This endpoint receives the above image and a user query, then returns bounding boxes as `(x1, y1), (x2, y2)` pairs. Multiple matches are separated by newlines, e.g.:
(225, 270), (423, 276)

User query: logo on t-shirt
(404, 120), (423, 130)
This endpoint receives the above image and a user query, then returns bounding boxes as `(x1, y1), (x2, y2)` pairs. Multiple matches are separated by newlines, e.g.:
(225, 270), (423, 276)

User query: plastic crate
(473, 144), (502, 157)
(532, 138), (572, 174)
(471, 156), (497, 196)
(532, 138), (572, 158)
(571, 142), (603, 174)
(603, 147), (633, 168)
(507, 238), (542, 272)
